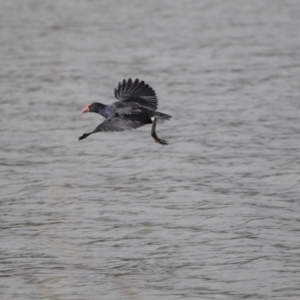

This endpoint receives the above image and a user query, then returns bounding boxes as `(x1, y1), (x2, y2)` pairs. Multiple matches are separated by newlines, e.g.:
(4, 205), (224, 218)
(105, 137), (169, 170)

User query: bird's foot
(155, 138), (168, 146)
(151, 119), (168, 145)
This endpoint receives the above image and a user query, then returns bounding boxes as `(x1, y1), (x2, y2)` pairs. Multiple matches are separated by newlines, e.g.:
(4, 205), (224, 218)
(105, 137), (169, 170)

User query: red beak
(82, 106), (90, 113)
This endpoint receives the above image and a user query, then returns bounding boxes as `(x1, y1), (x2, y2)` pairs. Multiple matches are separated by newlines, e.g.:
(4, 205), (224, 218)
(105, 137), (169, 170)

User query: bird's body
(79, 79), (172, 145)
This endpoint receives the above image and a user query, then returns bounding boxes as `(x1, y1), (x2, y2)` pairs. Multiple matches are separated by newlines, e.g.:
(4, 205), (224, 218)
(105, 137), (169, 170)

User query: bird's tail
(152, 111), (172, 124)
(153, 111), (172, 120)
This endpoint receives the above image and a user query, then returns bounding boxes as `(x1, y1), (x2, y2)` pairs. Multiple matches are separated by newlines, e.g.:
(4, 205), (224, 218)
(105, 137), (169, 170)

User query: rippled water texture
(1, 0), (300, 299)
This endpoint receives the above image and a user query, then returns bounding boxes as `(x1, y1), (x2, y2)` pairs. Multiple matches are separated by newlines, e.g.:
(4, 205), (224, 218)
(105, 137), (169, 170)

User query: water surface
(1, 1), (300, 299)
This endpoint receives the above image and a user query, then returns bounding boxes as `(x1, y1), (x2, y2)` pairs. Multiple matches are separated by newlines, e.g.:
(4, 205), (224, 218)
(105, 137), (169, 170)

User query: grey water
(1, 0), (300, 299)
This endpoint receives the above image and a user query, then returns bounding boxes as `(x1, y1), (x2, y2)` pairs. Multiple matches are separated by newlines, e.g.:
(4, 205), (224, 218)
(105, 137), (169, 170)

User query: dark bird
(79, 78), (172, 145)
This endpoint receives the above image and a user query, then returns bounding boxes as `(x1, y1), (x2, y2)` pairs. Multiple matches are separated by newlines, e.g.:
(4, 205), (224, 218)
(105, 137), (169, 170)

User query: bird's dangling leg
(151, 117), (168, 146)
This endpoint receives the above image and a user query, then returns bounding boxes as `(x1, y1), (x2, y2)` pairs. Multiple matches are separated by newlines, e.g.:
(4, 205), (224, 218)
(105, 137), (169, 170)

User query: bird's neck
(93, 103), (109, 118)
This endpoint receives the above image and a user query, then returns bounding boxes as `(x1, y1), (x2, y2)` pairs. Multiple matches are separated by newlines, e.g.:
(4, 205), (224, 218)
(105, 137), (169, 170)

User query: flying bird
(79, 78), (172, 145)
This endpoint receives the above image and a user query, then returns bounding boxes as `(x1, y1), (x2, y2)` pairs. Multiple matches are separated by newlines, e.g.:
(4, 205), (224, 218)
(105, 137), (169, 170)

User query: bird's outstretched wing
(78, 108), (151, 140)
(114, 78), (158, 110)
(95, 112), (149, 132)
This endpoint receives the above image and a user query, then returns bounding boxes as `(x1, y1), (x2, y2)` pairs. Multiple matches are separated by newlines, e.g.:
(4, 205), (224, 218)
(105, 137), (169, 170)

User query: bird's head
(81, 102), (104, 114)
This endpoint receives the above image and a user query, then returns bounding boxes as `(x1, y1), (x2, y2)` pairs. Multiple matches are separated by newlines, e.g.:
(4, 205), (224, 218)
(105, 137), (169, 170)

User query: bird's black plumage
(114, 78), (158, 110)
(79, 79), (171, 145)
